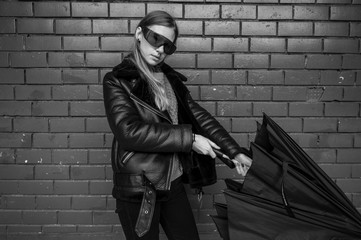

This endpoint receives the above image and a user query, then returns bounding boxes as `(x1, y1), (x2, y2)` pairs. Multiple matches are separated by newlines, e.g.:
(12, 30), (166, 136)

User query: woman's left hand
(232, 153), (252, 176)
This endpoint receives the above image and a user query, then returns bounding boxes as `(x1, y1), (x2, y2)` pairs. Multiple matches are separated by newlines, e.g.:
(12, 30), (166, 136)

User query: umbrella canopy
(212, 114), (361, 240)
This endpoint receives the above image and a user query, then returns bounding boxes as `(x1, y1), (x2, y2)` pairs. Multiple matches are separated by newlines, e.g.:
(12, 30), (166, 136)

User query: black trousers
(116, 177), (200, 240)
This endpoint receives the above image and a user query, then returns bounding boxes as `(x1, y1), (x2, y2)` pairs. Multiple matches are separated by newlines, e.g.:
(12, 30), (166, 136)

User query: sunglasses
(141, 26), (177, 55)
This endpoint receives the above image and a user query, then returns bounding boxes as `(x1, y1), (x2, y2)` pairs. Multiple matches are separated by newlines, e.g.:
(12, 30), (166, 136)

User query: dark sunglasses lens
(144, 28), (176, 55)
(164, 44), (176, 55)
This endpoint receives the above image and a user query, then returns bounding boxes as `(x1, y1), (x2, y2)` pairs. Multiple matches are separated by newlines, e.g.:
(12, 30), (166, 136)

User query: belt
(135, 175), (156, 237)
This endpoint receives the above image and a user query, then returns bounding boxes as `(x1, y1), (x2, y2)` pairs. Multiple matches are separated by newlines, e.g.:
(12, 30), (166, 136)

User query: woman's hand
(192, 134), (220, 159)
(232, 153), (253, 176)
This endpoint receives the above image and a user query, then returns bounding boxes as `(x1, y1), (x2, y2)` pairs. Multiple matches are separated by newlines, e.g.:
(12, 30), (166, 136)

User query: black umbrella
(212, 114), (361, 240)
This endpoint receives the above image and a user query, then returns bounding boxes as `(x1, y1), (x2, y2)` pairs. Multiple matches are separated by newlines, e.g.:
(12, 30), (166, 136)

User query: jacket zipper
(121, 151), (134, 165)
(130, 94), (172, 124)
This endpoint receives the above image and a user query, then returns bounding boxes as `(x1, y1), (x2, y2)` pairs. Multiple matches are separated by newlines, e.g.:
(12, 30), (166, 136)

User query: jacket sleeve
(103, 72), (193, 153)
(187, 93), (249, 159)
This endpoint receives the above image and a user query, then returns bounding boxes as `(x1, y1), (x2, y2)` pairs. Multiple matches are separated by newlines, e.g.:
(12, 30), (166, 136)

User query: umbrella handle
(213, 149), (235, 169)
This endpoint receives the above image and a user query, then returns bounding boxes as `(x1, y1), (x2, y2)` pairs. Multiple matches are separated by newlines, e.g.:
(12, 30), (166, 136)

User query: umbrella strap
(281, 161), (295, 218)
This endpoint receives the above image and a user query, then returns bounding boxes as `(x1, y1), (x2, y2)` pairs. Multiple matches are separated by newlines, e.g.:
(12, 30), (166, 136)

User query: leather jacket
(103, 57), (247, 200)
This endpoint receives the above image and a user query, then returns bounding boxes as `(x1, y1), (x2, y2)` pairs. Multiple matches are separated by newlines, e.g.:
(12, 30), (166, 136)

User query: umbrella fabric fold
(211, 114), (361, 240)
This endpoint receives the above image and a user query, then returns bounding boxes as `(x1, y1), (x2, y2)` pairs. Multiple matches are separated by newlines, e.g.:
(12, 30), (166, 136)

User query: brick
(285, 70), (319, 85)
(244, 0), (278, 2)
(32, 101), (68, 116)
(306, 55), (342, 69)
(0, 101), (31, 116)
(213, 37), (248, 52)
(0, 18), (15, 33)
(234, 54), (269, 69)
(19, 180), (53, 194)
(324, 39), (359, 53)
(0, 2), (32, 16)
(258, 5), (292, 19)
(0, 69), (24, 84)
(148, 3), (182, 18)
(212, 70), (246, 85)
(13, 117), (48, 132)
(222, 5), (256, 19)
(7, 225), (41, 233)
(237, 86), (272, 101)
(23, 210), (57, 224)
(89, 180), (113, 195)
(50, 118), (85, 133)
(320, 164), (352, 178)
(59, 211), (92, 224)
(70, 101), (105, 116)
(344, 87), (361, 101)
(64, 37), (99, 50)
(54, 181), (89, 195)
(17, 19), (53, 34)
(320, 87), (342, 101)
(177, 20), (203, 35)
(290, 133), (319, 148)
(63, 69), (99, 84)
(56, 20), (91, 34)
(110, 3), (145, 17)
(205, 21), (239, 35)
(26, 69), (62, 85)
(185, 5), (219, 18)
(331, 6), (361, 20)
(338, 149), (361, 163)
(0, 210), (22, 224)
(35, 165), (69, 180)
(89, 150), (111, 165)
(93, 210), (119, 224)
(53, 85), (88, 100)
(36, 196), (71, 209)
(343, 55), (361, 69)
(177, 37), (211, 52)
(272, 118), (303, 132)
(217, 102), (252, 117)
(53, 149), (88, 165)
(251, 38), (285, 52)
(325, 103), (359, 116)
(0, 85), (13, 100)
(26, 36), (61, 51)
(318, 134), (353, 148)
(273, 86), (307, 101)
(101, 36), (133, 51)
(69, 133), (104, 148)
(339, 119), (361, 132)
(48, 52), (85, 67)
(93, 20), (128, 34)
(336, 179), (361, 193)
(15, 85), (51, 100)
(89, 85), (103, 100)
(271, 54), (304, 69)
(33, 133), (68, 149)
(242, 22), (276, 36)
(0, 165), (33, 180)
(248, 70), (283, 85)
(198, 54), (232, 68)
(87, 118), (110, 132)
(4, 196), (36, 209)
(0, 118), (12, 132)
(0, 36), (23, 50)
(0, 180), (18, 194)
(352, 165), (361, 178)
(294, 6), (329, 20)
(289, 102), (324, 116)
(232, 118), (258, 133)
(72, 196), (107, 210)
(200, 86), (236, 100)
(86, 53), (122, 68)
(278, 22), (313, 36)
(165, 54), (196, 68)
(71, 166), (105, 180)
(306, 149), (336, 163)
(287, 38), (322, 53)
(34, 2), (70, 16)
(315, 22), (349, 36)
(320, 71), (355, 85)
(253, 102), (288, 116)
(350, 23), (361, 37)
(317, 0), (351, 3)
(11, 52), (47, 67)
(16, 149), (51, 165)
(72, 2), (107, 17)
(178, 70), (210, 85)
(43, 225), (76, 233)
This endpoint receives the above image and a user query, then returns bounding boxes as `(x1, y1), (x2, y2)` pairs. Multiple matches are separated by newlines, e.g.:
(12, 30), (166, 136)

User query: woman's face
(136, 25), (176, 66)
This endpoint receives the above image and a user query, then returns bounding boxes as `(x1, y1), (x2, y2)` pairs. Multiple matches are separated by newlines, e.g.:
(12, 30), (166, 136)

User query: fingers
(232, 160), (246, 176)
(207, 139), (220, 150)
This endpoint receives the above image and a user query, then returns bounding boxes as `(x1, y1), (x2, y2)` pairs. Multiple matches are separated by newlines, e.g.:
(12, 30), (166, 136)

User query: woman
(103, 11), (252, 240)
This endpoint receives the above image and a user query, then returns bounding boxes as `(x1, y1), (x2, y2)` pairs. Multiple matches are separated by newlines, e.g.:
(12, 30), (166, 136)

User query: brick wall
(0, 1), (360, 239)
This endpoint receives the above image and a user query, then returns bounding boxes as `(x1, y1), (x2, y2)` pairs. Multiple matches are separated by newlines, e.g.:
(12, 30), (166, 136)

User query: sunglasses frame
(141, 26), (177, 55)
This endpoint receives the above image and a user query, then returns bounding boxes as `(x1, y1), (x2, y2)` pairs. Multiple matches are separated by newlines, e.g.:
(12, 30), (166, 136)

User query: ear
(135, 27), (142, 41)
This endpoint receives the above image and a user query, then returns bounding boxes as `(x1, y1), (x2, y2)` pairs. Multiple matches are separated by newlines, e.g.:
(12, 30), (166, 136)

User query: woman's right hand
(192, 134), (220, 159)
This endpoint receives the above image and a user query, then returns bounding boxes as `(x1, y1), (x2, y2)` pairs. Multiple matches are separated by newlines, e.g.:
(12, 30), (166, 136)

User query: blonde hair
(130, 11), (178, 111)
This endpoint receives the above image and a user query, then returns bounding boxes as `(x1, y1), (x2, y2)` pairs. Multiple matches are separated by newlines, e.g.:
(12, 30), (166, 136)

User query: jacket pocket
(120, 151), (135, 166)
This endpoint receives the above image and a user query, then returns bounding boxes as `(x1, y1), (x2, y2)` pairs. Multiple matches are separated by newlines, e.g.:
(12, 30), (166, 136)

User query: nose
(156, 45), (165, 54)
